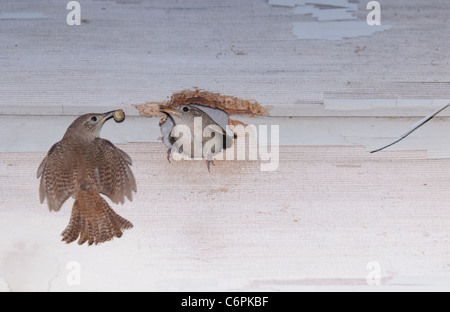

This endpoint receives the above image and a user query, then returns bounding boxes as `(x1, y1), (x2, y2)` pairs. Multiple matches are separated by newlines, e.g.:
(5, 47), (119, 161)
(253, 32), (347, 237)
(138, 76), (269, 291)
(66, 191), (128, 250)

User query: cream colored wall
(1, 0), (450, 291)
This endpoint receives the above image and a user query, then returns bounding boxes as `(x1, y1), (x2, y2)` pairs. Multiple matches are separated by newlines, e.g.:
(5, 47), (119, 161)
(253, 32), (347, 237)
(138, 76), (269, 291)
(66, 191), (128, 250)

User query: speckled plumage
(37, 112), (136, 246)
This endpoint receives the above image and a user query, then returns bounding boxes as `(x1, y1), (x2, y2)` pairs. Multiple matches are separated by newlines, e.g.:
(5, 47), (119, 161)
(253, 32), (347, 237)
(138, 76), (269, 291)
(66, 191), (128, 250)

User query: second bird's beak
(160, 105), (179, 115)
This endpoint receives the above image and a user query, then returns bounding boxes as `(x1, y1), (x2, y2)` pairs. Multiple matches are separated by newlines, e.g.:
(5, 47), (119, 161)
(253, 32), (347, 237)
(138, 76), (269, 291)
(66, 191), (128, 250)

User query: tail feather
(62, 190), (133, 246)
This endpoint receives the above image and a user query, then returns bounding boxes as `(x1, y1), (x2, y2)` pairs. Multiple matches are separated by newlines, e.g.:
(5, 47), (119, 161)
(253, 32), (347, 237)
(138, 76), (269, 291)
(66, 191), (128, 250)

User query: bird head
(64, 111), (116, 140)
(160, 105), (206, 125)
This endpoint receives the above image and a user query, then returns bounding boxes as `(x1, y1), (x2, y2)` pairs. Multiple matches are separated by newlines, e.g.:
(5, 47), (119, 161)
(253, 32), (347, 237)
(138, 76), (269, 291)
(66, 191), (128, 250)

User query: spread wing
(37, 142), (77, 212)
(91, 138), (137, 204)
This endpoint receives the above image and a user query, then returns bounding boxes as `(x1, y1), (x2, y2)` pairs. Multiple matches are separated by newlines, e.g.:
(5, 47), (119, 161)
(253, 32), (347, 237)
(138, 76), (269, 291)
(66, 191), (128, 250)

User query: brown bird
(37, 111), (137, 246)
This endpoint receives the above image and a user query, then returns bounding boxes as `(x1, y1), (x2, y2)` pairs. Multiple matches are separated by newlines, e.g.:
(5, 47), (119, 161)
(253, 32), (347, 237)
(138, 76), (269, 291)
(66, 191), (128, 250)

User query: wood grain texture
(2, 0), (450, 292)
(1, 144), (450, 291)
(3, 115), (450, 159)
(0, 0), (450, 116)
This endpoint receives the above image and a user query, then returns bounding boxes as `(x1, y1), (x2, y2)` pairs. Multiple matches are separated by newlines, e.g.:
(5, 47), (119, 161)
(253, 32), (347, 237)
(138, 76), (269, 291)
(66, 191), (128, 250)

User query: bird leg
(206, 152), (216, 173)
(206, 159), (215, 173)
(167, 148), (172, 163)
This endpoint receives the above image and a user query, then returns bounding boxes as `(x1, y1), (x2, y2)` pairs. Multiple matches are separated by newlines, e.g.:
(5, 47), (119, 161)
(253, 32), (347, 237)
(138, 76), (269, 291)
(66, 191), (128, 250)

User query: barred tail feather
(62, 190), (133, 246)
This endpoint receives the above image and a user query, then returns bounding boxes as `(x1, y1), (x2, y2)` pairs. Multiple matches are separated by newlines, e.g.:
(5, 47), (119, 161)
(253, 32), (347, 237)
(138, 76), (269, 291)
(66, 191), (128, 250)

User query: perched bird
(160, 104), (234, 171)
(37, 110), (136, 246)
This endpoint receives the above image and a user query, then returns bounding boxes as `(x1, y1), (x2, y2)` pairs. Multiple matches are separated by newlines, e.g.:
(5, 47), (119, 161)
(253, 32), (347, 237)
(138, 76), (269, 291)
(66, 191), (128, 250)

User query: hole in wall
(134, 88), (271, 128)
(134, 88), (271, 153)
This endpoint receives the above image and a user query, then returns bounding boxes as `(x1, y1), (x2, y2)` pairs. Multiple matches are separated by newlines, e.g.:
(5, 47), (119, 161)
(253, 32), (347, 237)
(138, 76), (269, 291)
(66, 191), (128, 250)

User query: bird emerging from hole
(160, 104), (234, 172)
(37, 110), (136, 246)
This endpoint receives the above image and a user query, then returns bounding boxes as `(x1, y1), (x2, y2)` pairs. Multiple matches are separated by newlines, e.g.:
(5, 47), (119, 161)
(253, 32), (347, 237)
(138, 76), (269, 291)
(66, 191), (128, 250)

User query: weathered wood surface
(2, 0), (450, 291)
(1, 0), (450, 116)
(1, 145), (450, 291)
(3, 115), (450, 159)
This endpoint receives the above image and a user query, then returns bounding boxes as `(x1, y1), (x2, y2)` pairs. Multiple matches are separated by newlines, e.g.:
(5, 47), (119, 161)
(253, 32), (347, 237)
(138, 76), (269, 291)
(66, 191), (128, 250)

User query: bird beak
(160, 105), (179, 115)
(101, 111), (116, 123)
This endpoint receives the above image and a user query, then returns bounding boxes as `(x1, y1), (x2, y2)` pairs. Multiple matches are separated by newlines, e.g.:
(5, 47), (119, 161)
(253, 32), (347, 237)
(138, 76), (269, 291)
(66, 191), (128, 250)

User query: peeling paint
(269, 0), (392, 40)
(292, 21), (392, 40)
(292, 6), (356, 21)
(269, 0), (305, 7)
(269, 0), (356, 9)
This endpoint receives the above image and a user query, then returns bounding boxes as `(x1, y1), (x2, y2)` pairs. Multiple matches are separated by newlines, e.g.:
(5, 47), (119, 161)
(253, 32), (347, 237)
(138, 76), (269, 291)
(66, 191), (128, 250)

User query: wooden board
(1, 145), (450, 291)
(2, 0), (450, 292)
(3, 115), (450, 159)
(1, 0), (450, 116)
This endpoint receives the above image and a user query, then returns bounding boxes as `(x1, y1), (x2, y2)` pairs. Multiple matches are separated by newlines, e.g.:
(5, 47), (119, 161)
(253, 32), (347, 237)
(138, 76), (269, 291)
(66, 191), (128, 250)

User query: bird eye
(183, 107), (190, 112)
(91, 116), (98, 122)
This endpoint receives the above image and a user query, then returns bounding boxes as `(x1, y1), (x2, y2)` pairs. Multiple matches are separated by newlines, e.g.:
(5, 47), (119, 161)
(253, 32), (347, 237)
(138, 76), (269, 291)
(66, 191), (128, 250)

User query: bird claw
(167, 148), (172, 164)
(206, 159), (215, 173)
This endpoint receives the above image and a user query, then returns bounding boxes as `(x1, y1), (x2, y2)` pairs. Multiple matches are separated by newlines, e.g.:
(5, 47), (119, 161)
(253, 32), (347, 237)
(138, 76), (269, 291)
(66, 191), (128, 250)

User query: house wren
(160, 104), (234, 171)
(37, 110), (137, 246)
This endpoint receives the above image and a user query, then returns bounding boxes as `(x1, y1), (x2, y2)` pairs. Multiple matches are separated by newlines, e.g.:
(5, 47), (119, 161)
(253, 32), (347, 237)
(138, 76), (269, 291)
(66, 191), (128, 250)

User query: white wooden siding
(1, 0), (450, 291)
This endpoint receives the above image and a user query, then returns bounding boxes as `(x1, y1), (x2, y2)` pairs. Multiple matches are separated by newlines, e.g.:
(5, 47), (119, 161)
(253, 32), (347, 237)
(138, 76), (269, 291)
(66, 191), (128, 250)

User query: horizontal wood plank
(1, 0), (450, 116)
(1, 145), (450, 291)
(2, 0), (450, 292)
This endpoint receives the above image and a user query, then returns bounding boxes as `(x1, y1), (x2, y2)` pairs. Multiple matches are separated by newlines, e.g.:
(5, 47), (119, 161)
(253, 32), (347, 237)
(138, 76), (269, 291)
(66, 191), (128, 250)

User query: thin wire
(370, 103), (450, 154)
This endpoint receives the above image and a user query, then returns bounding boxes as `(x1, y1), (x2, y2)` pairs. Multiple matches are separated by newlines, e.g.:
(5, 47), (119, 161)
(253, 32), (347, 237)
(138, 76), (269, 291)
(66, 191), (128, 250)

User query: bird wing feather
(91, 138), (137, 204)
(37, 141), (77, 212)
(202, 118), (234, 152)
